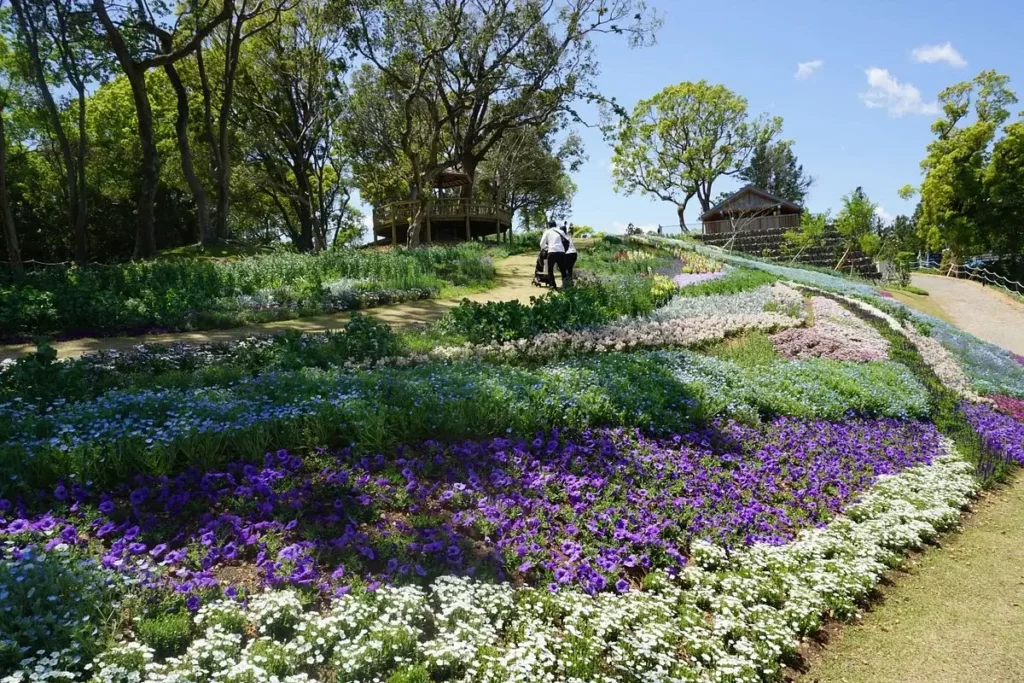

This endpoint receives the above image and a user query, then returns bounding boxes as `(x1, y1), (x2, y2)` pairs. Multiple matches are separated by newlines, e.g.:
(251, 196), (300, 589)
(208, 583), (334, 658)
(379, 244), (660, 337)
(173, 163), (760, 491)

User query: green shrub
(705, 332), (780, 367)
(440, 277), (668, 344)
(388, 664), (432, 683)
(0, 246), (496, 340)
(136, 612), (193, 658)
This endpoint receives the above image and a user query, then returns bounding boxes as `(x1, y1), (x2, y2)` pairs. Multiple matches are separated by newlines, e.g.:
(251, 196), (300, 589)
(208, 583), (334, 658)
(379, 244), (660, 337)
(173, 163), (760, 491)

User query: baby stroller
(532, 249), (553, 287)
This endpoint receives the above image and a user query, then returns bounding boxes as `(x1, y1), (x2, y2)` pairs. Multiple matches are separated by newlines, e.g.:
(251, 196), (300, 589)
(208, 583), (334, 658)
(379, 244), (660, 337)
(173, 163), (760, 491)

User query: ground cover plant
(770, 296), (889, 362)
(0, 245), (497, 341)
(0, 349), (929, 494)
(3, 238), (1024, 682)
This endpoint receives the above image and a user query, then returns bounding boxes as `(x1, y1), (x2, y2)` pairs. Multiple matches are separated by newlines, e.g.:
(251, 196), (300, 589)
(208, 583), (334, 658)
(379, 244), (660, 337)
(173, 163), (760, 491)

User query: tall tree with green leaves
(834, 186), (881, 269)
(915, 70), (1017, 267)
(234, 0), (346, 252)
(347, 0), (465, 246)
(476, 126), (584, 234)
(739, 138), (813, 204)
(7, 0), (92, 264)
(0, 36), (20, 277)
(91, 0), (232, 258)
(984, 120), (1024, 266)
(435, 0), (658, 195)
(195, 0), (285, 243)
(610, 80), (781, 231)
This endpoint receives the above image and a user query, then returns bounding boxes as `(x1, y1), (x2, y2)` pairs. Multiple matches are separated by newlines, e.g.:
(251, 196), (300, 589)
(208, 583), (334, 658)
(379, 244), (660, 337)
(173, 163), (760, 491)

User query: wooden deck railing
(372, 198), (511, 231)
(700, 214), (800, 236)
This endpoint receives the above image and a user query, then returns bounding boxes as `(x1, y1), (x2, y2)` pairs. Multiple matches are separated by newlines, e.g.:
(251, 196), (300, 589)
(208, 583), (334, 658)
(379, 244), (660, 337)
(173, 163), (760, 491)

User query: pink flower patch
(988, 394), (1024, 423)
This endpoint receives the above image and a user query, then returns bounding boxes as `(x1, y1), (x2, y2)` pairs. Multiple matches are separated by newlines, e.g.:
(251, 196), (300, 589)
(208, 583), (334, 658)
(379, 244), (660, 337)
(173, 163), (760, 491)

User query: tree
(195, 0), (285, 243)
(984, 120), (1024, 267)
(0, 88), (19, 277)
(91, 0), (232, 259)
(610, 80), (780, 231)
(7, 0), (94, 265)
(234, 0), (346, 252)
(782, 209), (827, 263)
(347, 0), (465, 246)
(475, 126), (584, 234)
(739, 138), (813, 204)
(834, 186), (881, 269)
(915, 70), (1017, 268)
(436, 0), (658, 197)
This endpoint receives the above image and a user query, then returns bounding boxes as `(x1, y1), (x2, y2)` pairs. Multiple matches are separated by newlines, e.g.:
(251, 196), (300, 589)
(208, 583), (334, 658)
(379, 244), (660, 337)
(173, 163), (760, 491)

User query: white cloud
(874, 206), (895, 225)
(912, 43), (967, 68)
(859, 67), (938, 117)
(795, 60), (823, 80)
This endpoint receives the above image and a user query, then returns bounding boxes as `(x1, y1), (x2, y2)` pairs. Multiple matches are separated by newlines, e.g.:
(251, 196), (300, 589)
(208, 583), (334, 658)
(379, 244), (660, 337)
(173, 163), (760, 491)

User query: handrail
(958, 263), (1024, 296)
(372, 198), (511, 229)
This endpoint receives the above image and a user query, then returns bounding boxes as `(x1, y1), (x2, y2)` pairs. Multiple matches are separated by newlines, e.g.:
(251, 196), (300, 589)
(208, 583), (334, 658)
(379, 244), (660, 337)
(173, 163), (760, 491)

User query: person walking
(540, 220), (577, 288)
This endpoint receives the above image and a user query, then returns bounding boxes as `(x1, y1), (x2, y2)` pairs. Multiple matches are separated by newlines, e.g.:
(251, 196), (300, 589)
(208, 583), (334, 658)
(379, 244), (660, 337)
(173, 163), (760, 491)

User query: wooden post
(464, 198), (471, 241)
(426, 198), (432, 244)
(391, 220), (397, 246)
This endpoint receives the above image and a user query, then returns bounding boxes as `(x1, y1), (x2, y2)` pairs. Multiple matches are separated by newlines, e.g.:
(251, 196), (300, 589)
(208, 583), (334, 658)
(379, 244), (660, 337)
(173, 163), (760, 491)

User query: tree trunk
(92, 0), (158, 259)
(0, 109), (22, 278)
(127, 67), (159, 259)
(11, 0), (83, 265)
(73, 86), (88, 266)
(676, 205), (689, 232)
(196, 47), (228, 241)
(164, 61), (213, 245)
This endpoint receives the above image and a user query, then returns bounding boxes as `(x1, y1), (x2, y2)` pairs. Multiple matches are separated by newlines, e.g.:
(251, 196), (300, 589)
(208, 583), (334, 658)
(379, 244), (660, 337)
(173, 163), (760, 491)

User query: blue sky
(567, 0), (1024, 234)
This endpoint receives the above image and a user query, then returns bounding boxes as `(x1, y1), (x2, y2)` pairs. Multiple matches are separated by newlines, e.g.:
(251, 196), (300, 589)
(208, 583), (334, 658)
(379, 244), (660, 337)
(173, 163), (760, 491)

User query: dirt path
(911, 273), (1024, 355)
(803, 275), (1024, 682)
(0, 252), (541, 361)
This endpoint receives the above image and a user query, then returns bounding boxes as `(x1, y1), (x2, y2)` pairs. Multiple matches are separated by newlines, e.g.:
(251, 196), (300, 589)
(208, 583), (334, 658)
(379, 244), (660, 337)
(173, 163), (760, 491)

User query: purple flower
(6, 519), (28, 534)
(186, 595), (201, 612)
(615, 578), (630, 593)
(54, 484), (68, 501)
(129, 487), (150, 505)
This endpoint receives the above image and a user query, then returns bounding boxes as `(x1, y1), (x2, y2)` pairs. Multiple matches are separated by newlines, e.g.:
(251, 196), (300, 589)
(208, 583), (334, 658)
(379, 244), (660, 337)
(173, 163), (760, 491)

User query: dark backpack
(554, 229), (570, 251)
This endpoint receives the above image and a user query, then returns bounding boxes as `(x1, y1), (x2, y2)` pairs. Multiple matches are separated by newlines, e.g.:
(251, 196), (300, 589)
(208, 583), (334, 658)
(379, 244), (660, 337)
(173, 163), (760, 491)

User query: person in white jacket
(540, 221), (577, 288)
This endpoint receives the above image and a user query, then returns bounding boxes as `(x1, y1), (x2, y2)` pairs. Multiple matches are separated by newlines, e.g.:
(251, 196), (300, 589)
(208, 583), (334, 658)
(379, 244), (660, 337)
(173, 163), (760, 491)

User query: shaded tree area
(0, 0), (659, 271)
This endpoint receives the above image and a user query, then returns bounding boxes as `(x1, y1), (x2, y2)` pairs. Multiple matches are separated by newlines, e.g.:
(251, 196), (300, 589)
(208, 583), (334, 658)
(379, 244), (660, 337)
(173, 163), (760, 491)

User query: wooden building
(371, 171), (512, 245)
(699, 185), (802, 235)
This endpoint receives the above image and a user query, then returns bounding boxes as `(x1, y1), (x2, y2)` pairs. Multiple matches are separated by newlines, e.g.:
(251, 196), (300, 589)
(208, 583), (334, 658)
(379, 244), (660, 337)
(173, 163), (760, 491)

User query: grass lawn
(799, 471), (1024, 682)
(884, 288), (954, 324)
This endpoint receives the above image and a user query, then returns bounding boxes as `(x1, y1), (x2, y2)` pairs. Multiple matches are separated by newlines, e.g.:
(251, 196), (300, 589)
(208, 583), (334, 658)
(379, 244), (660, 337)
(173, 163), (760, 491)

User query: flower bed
(0, 418), (945, 598)
(960, 401), (1024, 465)
(0, 350), (930, 493)
(4, 444), (977, 683)
(673, 271), (725, 287)
(989, 393), (1024, 422)
(648, 282), (803, 321)
(771, 297), (889, 362)
(0, 246), (497, 341)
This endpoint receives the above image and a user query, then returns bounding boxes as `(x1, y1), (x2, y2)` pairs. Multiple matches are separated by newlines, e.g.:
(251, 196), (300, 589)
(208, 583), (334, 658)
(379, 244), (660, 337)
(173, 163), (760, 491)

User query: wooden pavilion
(699, 185), (802, 235)
(371, 171), (512, 245)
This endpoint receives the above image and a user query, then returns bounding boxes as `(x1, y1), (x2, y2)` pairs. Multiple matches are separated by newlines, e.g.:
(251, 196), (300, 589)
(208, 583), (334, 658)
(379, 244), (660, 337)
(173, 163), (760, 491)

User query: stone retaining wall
(696, 225), (879, 279)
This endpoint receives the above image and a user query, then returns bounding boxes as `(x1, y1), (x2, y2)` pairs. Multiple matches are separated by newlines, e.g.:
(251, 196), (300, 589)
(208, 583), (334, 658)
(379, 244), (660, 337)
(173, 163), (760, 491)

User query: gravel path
(0, 252), (542, 361)
(911, 273), (1024, 356)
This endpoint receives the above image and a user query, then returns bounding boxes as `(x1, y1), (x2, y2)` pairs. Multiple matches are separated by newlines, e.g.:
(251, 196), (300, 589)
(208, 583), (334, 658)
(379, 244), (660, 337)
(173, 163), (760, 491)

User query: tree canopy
(609, 80), (781, 231)
(0, 0), (659, 268)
